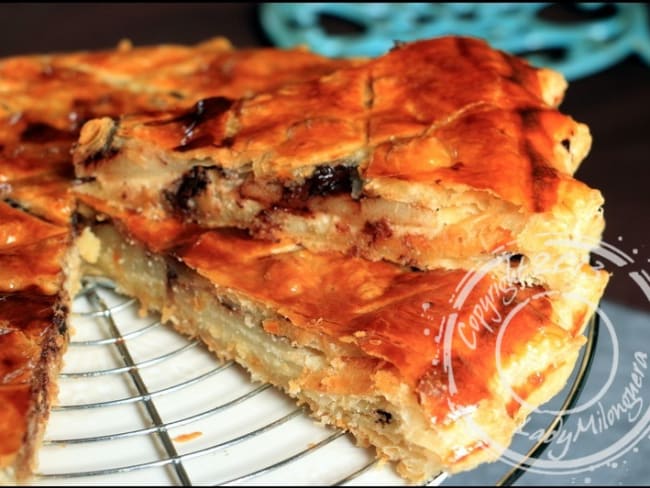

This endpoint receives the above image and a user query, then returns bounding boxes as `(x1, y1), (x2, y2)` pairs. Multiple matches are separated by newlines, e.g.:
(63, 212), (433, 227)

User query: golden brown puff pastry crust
(74, 36), (588, 187)
(0, 38), (357, 131)
(72, 37), (601, 291)
(75, 193), (604, 481)
(0, 202), (70, 481)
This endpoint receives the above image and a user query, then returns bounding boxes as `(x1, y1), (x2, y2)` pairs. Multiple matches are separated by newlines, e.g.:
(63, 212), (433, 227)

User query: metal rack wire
(30, 277), (598, 486)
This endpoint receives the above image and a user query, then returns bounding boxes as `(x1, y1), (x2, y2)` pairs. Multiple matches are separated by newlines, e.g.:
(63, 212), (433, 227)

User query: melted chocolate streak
(277, 164), (359, 211)
(165, 165), (211, 213)
(146, 96), (235, 152)
(0, 292), (58, 331)
(20, 123), (76, 144)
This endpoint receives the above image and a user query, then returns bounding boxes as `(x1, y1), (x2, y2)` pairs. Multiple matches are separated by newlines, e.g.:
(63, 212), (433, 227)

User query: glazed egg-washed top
(0, 35), (606, 482)
(73, 36), (595, 213)
(70, 37), (603, 296)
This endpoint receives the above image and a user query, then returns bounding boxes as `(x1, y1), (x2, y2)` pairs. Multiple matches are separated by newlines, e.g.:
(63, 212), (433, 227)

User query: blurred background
(1, 3), (649, 486)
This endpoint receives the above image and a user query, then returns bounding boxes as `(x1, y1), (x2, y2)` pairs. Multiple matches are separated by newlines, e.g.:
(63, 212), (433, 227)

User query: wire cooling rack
(29, 277), (598, 486)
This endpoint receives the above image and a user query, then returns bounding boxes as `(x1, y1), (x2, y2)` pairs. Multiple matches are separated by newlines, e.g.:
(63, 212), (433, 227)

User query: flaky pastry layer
(77, 201), (604, 482)
(72, 37), (603, 289)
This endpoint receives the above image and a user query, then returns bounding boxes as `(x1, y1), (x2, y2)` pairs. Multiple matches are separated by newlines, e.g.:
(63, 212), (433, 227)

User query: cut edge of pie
(71, 37), (603, 294)
(74, 202), (606, 483)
